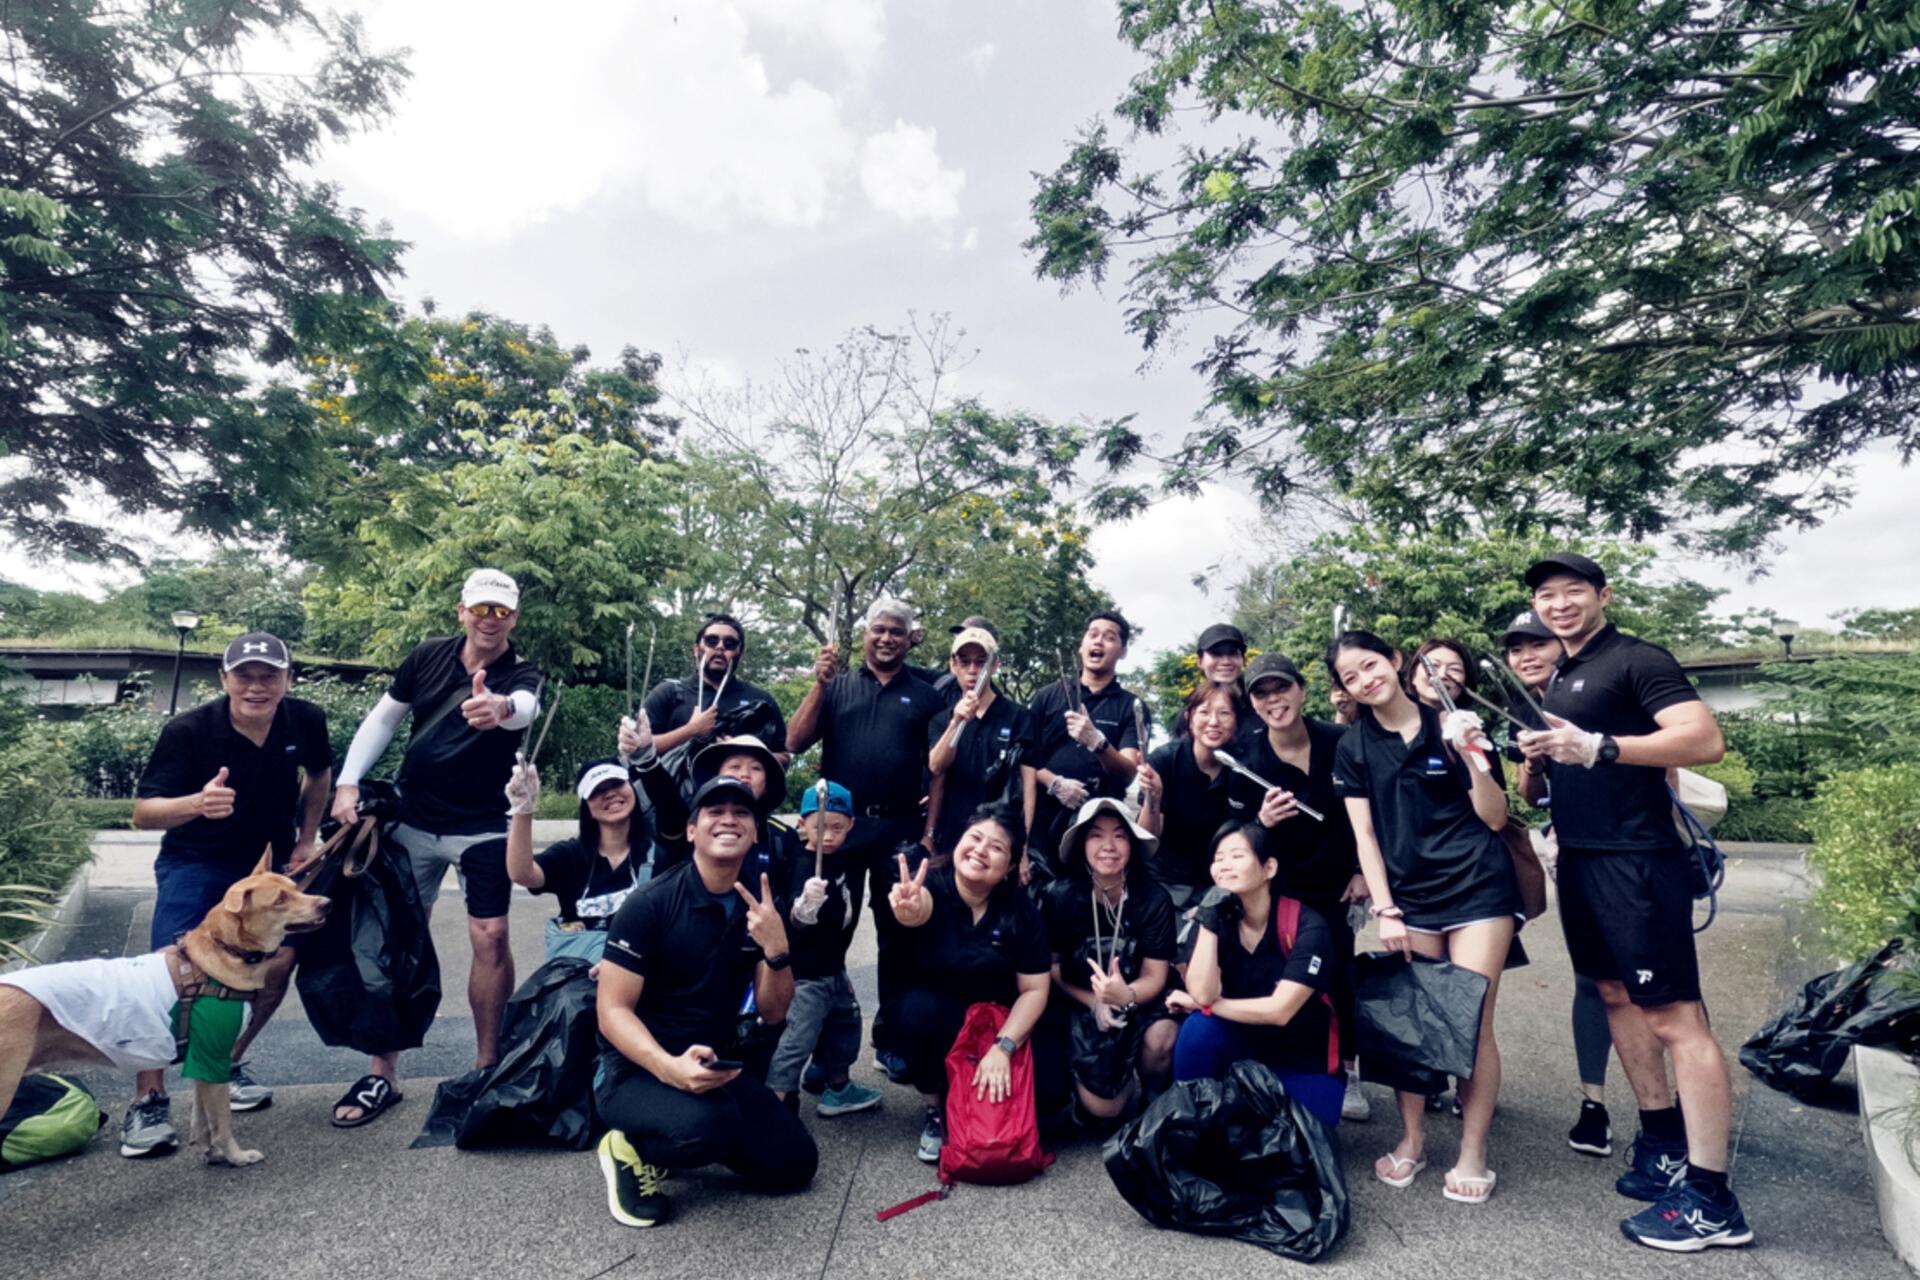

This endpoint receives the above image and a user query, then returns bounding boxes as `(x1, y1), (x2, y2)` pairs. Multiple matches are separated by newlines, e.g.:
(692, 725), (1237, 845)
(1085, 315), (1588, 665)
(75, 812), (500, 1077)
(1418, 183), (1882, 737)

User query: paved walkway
(0, 839), (1902, 1279)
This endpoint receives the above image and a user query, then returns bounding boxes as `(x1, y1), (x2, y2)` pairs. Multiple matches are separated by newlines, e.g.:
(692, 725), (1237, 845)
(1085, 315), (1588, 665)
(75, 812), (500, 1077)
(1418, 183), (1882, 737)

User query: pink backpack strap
(1273, 895), (1341, 1076)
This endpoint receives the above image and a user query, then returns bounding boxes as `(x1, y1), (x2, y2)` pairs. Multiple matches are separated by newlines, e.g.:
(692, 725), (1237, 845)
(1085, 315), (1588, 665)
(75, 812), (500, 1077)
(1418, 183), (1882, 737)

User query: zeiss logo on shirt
(899, 695), (914, 704)
(998, 726), (1011, 738)
(1308, 955), (1323, 976)
(1423, 757), (1449, 776)
(1571, 679), (1586, 693)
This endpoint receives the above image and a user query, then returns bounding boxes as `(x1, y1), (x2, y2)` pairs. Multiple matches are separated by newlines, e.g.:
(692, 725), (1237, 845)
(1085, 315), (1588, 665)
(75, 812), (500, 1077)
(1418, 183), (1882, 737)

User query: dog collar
(214, 938), (273, 966)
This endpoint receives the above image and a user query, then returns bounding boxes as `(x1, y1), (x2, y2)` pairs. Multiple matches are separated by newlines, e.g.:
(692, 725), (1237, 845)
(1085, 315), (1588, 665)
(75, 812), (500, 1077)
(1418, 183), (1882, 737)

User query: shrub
(1716, 795), (1814, 843)
(68, 798), (136, 829)
(1806, 763), (1920, 960)
(1692, 749), (1755, 802)
(0, 713), (95, 953)
(68, 696), (166, 798)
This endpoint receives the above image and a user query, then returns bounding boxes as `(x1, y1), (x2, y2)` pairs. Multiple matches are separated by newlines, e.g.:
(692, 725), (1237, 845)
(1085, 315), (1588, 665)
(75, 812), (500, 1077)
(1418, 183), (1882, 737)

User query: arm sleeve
(337, 694), (410, 788)
(500, 688), (538, 731)
(1632, 644), (1702, 716)
(134, 717), (198, 799)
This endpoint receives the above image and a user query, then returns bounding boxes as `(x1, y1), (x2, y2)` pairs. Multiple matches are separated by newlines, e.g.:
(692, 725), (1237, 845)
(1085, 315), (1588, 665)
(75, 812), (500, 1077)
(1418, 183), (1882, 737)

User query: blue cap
(799, 780), (854, 818)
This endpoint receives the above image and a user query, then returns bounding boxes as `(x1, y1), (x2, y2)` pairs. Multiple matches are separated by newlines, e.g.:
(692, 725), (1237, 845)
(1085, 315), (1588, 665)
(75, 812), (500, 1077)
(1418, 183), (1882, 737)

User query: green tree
(1029, 1), (1920, 555)
(116, 549), (314, 643)
(1837, 606), (1920, 641)
(1, 2), (408, 561)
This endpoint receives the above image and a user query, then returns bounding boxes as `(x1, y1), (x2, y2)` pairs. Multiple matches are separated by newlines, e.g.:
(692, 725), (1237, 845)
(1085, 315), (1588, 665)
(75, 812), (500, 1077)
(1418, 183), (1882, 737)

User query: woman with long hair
(504, 757), (656, 969)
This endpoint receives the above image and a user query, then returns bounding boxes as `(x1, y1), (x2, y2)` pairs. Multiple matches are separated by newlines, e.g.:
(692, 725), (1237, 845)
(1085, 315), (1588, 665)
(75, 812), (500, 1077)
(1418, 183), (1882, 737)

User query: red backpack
(1274, 895), (1342, 1075)
(939, 1001), (1055, 1186)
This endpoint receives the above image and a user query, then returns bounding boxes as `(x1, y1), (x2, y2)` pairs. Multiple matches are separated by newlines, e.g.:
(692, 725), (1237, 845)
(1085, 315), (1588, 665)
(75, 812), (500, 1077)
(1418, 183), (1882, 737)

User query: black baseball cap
(222, 632), (291, 672)
(1501, 610), (1557, 645)
(1196, 623), (1247, 653)
(690, 775), (757, 813)
(1524, 552), (1607, 591)
(948, 615), (998, 639)
(1242, 652), (1304, 692)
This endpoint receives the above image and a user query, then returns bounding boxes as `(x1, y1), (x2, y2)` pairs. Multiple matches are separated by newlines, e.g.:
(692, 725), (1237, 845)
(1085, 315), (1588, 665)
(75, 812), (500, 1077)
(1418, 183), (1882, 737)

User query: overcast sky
(8, 0), (1914, 658)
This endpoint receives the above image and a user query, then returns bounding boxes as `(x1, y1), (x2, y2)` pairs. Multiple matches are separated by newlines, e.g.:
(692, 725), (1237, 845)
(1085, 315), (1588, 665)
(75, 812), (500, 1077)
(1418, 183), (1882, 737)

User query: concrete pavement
(0, 837), (1903, 1279)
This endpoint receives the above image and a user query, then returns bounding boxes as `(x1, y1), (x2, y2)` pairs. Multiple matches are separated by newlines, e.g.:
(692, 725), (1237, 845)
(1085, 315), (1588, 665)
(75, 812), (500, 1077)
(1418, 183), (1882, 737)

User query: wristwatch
(764, 951), (792, 971)
(1596, 735), (1620, 765)
(994, 1035), (1017, 1055)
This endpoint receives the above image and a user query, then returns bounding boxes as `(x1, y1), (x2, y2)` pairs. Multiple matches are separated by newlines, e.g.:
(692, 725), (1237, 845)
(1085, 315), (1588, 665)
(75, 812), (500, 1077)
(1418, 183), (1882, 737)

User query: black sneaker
(916, 1107), (946, 1164)
(119, 1090), (178, 1157)
(1621, 1183), (1753, 1251)
(1568, 1100), (1612, 1156)
(226, 1060), (273, 1112)
(1616, 1135), (1688, 1201)
(597, 1130), (671, 1228)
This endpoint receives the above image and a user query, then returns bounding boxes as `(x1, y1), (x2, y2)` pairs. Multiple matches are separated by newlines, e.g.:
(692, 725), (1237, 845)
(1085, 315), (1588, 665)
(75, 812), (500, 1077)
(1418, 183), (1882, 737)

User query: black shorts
(1065, 1000), (1176, 1100)
(1557, 846), (1700, 1006)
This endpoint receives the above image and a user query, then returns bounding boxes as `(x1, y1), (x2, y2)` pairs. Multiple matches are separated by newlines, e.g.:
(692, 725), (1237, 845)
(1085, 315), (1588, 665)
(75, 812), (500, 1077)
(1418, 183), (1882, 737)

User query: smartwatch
(1596, 735), (1620, 766)
(994, 1035), (1017, 1056)
(764, 951), (792, 971)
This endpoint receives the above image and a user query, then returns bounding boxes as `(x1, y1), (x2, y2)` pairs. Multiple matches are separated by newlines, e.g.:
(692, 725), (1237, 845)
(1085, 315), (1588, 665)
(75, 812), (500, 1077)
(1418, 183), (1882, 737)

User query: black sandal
(332, 1074), (402, 1128)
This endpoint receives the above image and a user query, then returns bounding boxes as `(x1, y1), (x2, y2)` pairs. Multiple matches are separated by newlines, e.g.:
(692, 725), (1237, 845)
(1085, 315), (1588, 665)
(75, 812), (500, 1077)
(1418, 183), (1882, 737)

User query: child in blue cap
(768, 779), (882, 1116)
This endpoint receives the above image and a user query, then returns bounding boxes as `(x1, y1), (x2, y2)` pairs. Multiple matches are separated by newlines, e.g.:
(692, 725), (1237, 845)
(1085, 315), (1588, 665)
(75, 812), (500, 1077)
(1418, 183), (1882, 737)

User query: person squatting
(111, 557), (1749, 1254)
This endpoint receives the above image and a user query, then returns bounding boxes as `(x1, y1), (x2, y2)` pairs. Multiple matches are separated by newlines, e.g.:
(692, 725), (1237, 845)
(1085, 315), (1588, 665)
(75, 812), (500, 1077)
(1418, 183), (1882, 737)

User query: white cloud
(961, 225), (979, 251)
(859, 119), (966, 224)
(737, 0), (886, 77)
(967, 42), (997, 74)
(1087, 487), (1266, 661)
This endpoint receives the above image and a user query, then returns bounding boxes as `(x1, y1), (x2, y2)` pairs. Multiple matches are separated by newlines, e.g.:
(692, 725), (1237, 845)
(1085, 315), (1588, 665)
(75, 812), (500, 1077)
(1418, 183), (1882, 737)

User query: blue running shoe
(1621, 1183), (1753, 1252)
(874, 1049), (912, 1084)
(1616, 1136), (1688, 1201)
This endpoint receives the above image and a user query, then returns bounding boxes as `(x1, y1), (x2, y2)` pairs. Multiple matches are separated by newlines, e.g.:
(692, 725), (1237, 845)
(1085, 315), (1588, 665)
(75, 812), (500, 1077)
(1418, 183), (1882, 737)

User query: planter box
(1859, 1044), (1920, 1273)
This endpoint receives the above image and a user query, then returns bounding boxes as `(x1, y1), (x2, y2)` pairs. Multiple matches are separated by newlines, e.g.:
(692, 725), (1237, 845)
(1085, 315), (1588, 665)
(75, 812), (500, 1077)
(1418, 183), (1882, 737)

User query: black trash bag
(413, 957), (601, 1150)
(1103, 1060), (1349, 1262)
(1351, 951), (1489, 1094)
(1740, 940), (1920, 1099)
(295, 828), (442, 1054)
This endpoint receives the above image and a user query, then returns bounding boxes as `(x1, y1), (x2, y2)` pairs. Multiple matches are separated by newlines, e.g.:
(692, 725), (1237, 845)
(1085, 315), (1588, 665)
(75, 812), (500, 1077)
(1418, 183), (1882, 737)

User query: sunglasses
(699, 634), (742, 651)
(467, 603), (515, 620)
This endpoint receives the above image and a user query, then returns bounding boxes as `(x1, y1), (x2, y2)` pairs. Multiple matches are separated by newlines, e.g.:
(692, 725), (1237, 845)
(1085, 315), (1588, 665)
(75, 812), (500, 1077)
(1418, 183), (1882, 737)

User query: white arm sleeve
(338, 694), (410, 787)
(501, 689), (538, 731)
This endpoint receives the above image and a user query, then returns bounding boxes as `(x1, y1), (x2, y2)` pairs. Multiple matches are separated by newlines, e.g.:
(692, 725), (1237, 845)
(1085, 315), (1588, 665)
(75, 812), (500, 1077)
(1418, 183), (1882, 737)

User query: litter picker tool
(1460, 684), (1532, 734)
(521, 680), (563, 769)
(640, 621), (657, 709)
(1132, 696), (1155, 819)
(624, 623), (636, 719)
(1212, 749), (1325, 822)
(957, 651), (995, 745)
(1057, 646), (1081, 715)
(1480, 657), (1551, 726)
(1416, 652), (1491, 775)
(812, 778), (828, 879)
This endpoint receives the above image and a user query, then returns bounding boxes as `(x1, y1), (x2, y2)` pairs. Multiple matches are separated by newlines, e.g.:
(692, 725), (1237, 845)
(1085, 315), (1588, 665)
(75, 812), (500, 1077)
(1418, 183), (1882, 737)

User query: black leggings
(596, 1068), (818, 1191)
(895, 988), (1071, 1116)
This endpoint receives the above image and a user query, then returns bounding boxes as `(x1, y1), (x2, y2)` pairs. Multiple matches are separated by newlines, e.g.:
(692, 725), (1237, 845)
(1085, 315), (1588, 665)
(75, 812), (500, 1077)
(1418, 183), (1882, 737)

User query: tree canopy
(1029, 0), (1920, 555)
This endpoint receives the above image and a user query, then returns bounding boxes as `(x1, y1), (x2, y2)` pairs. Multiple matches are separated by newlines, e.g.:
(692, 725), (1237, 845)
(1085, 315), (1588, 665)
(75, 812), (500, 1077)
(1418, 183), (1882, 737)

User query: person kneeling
(593, 777), (817, 1228)
(1166, 823), (1345, 1133)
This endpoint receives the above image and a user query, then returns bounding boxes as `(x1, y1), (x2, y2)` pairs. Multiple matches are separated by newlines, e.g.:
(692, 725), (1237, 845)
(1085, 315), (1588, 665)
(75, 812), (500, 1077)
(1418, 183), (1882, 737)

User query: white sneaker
(1341, 1072), (1371, 1122)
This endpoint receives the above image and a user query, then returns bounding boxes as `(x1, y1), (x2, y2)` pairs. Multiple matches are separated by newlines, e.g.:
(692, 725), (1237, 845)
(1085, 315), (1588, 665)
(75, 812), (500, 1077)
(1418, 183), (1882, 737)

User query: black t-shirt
(1211, 896), (1340, 1076)
(1039, 874), (1177, 993)
(908, 867), (1051, 1007)
(642, 675), (787, 754)
(1331, 704), (1518, 926)
(138, 695), (331, 873)
(1144, 740), (1259, 892)
(1243, 720), (1360, 904)
(927, 690), (1035, 854)
(817, 665), (945, 814)
(1543, 625), (1700, 852)
(531, 836), (654, 927)
(1027, 677), (1144, 855)
(781, 840), (859, 981)
(388, 636), (543, 835)
(599, 859), (790, 1075)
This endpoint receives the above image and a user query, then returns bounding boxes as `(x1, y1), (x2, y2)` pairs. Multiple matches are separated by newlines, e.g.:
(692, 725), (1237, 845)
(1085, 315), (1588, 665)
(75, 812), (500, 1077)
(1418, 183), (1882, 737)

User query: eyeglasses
(467, 603), (515, 620)
(699, 634), (742, 651)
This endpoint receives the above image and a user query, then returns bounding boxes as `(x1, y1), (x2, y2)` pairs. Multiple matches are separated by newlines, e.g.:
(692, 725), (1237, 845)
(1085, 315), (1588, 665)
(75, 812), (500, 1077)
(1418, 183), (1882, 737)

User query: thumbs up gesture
(461, 668), (507, 730)
(199, 767), (236, 820)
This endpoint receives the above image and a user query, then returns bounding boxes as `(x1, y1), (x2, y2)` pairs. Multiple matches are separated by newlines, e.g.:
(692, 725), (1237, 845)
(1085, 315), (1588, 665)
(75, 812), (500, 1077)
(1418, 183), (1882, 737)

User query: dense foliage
(1807, 763), (1920, 958)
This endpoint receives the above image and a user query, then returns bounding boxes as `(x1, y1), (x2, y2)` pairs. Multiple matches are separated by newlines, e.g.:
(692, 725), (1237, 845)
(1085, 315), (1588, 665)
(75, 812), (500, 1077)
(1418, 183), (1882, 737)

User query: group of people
(117, 551), (1752, 1253)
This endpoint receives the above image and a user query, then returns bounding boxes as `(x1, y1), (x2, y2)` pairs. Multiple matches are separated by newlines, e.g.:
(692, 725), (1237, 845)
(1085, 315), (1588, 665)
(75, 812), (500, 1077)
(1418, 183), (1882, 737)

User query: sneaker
(800, 1060), (829, 1096)
(119, 1090), (178, 1158)
(1341, 1073), (1371, 1122)
(875, 1049), (912, 1085)
(1616, 1135), (1688, 1201)
(817, 1081), (883, 1117)
(1568, 1100), (1612, 1157)
(226, 1060), (273, 1112)
(916, 1107), (946, 1164)
(597, 1130), (671, 1228)
(1621, 1183), (1753, 1252)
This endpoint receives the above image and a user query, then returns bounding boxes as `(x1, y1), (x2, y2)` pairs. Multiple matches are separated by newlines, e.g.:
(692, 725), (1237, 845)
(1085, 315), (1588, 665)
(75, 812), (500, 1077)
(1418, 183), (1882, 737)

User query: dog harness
(169, 976), (253, 1085)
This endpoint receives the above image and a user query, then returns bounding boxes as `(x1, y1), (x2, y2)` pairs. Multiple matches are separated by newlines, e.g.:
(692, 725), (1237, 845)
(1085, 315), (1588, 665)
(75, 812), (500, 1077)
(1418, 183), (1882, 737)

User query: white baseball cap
(461, 568), (520, 611)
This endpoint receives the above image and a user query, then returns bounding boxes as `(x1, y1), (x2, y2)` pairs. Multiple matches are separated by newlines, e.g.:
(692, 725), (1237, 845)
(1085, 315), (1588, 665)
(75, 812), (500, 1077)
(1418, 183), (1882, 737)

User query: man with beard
(642, 613), (788, 765)
(1025, 610), (1144, 880)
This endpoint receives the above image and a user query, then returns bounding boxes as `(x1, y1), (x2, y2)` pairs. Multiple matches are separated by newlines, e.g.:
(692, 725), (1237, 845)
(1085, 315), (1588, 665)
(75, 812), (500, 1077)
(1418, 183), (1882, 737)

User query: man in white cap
(327, 567), (543, 1128)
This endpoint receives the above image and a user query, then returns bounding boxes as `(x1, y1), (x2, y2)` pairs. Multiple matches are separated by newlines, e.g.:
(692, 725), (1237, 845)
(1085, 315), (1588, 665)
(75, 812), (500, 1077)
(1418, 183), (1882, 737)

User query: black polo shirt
(1143, 740), (1258, 892)
(927, 689), (1036, 854)
(1040, 874), (1177, 994)
(642, 674), (786, 753)
(1330, 704), (1516, 925)
(388, 636), (543, 836)
(909, 867), (1051, 1007)
(1543, 624), (1699, 853)
(1027, 677), (1144, 852)
(138, 695), (331, 874)
(531, 836), (654, 926)
(818, 664), (946, 815)
(1243, 720), (1359, 904)
(599, 859), (790, 1075)
(1214, 897), (1339, 1075)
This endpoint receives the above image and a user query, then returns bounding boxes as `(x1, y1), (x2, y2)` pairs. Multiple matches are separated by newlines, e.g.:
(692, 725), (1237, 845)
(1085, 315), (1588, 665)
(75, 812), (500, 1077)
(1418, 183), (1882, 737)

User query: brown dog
(0, 848), (328, 1166)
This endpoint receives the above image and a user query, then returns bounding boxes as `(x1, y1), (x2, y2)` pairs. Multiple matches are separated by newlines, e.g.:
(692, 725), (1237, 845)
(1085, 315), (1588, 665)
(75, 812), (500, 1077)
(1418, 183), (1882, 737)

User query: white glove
(617, 711), (654, 762)
(1440, 709), (1491, 754)
(1520, 715), (1605, 768)
(1065, 710), (1108, 753)
(1048, 775), (1091, 808)
(792, 876), (828, 926)
(504, 761), (539, 816)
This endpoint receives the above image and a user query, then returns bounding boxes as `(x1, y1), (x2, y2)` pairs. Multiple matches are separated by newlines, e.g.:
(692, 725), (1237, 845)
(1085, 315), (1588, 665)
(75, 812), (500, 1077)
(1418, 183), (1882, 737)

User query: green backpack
(1, 1074), (105, 1172)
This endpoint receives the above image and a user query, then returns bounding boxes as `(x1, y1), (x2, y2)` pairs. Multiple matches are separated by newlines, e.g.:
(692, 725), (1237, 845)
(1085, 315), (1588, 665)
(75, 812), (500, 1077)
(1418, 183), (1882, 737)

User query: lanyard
(1090, 881), (1127, 969)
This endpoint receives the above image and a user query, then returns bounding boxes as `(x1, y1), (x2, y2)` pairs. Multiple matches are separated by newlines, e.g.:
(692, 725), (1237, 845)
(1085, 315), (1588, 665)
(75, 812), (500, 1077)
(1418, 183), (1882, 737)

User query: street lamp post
(167, 610), (201, 715)
(1771, 617), (1799, 661)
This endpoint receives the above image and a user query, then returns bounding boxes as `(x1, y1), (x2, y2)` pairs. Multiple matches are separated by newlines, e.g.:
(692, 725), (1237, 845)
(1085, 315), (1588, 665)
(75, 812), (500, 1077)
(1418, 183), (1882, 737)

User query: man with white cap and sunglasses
(328, 567), (543, 1128)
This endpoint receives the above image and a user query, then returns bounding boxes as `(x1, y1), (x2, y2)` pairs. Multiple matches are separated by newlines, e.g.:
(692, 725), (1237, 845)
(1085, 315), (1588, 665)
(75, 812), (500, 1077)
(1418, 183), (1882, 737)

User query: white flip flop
(1443, 1168), (1498, 1205)
(1375, 1152), (1427, 1188)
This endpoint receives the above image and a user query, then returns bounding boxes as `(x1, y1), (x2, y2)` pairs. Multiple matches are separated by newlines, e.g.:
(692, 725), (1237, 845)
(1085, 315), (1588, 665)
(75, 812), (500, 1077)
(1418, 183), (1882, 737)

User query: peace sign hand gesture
(1087, 954), (1131, 1008)
(887, 853), (933, 927)
(732, 873), (790, 959)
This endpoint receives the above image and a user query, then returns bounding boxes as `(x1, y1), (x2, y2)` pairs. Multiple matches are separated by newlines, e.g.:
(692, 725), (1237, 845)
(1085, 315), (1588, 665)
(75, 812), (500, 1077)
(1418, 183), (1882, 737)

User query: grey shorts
(391, 823), (512, 919)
